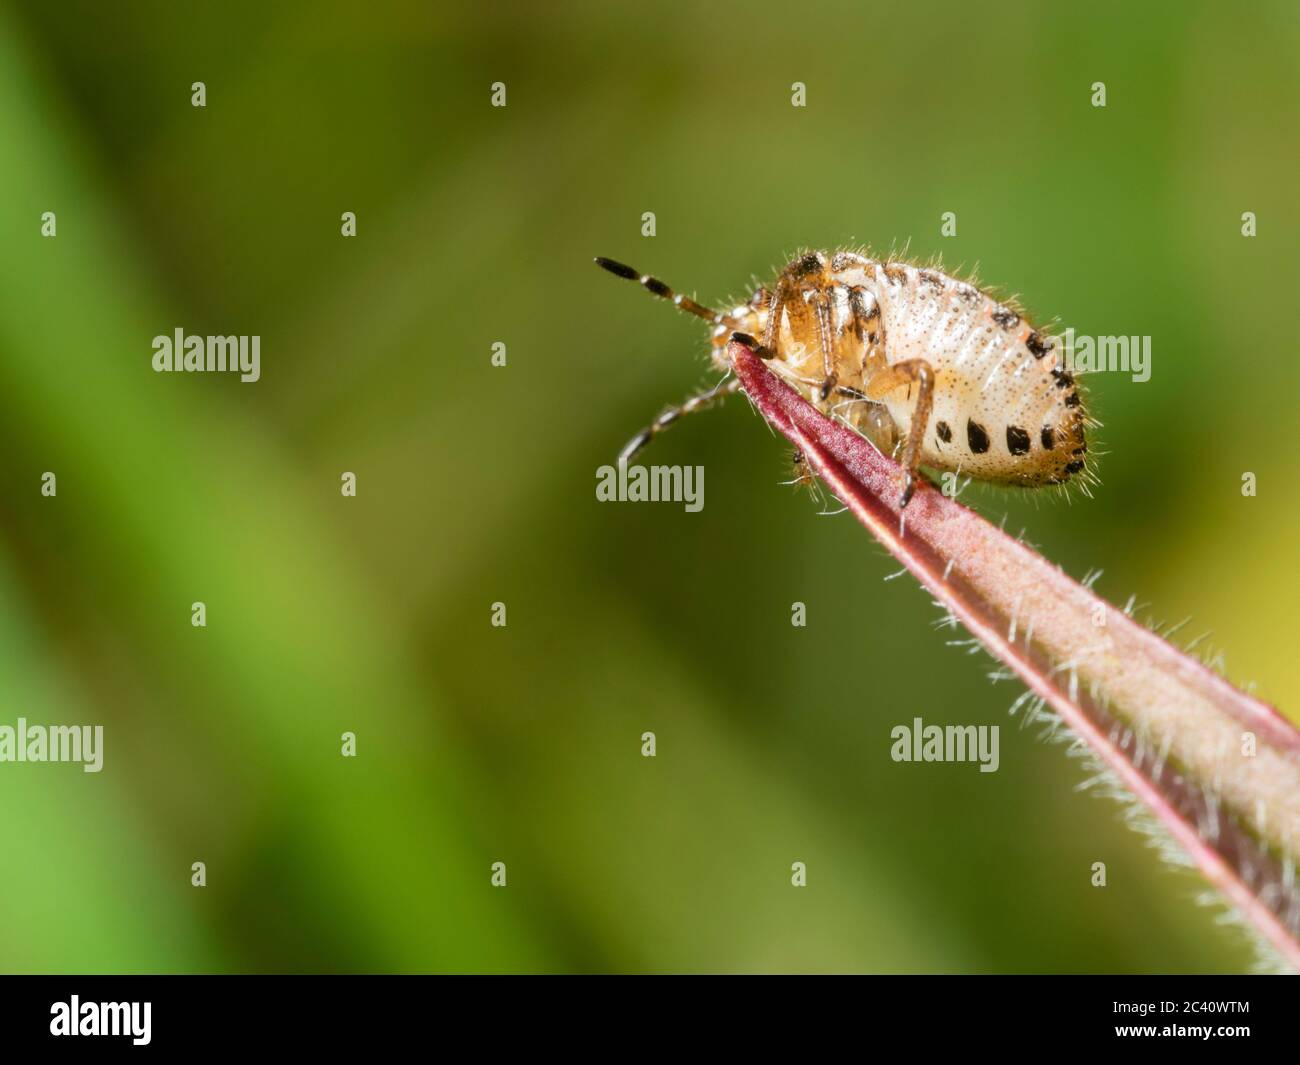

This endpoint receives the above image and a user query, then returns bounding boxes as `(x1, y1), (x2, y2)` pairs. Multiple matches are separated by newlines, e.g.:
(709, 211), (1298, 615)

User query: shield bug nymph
(596, 250), (1093, 507)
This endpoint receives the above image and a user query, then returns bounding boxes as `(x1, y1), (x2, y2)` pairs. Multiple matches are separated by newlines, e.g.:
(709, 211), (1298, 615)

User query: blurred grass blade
(731, 340), (1300, 971)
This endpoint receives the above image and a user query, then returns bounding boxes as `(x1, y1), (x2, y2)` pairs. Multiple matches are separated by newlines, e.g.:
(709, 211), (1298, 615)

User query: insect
(596, 250), (1092, 507)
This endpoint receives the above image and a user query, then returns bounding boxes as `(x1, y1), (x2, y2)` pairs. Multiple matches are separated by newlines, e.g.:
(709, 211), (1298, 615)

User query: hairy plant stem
(732, 340), (1300, 970)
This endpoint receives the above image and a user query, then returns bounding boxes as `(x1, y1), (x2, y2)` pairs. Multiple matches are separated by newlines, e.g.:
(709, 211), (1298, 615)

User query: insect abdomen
(868, 260), (1089, 486)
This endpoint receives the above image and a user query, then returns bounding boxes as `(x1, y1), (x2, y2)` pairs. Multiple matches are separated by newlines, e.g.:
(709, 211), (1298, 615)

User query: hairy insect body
(595, 249), (1091, 506)
(710, 251), (1088, 487)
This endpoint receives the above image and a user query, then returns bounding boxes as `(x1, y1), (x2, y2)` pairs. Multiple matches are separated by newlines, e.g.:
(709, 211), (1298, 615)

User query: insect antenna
(594, 256), (732, 326)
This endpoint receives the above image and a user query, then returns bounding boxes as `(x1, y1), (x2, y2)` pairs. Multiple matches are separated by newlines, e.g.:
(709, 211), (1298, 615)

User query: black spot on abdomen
(1006, 426), (1030, 455)
(936, 420), (952, 443)
(1041, 426), (1055, 450)
(967, 419), (990, 454)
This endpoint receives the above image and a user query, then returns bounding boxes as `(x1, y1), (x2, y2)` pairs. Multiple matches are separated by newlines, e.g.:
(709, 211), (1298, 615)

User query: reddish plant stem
(731, 340), (1300, 970)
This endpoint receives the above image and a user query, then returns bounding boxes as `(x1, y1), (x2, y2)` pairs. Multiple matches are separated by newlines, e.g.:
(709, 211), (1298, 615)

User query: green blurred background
(1, 0), (1297, 973)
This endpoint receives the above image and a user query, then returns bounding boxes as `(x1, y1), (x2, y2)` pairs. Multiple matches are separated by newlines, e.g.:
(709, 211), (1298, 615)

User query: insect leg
(729, 331), (777, 359)
(618, 377), (741, 466)
(835, 287), (897, 454)
(863, 358), (936, 508)
(809, 289), (838, 404)
(760, 275), (797, 351)
(762, 254), (841, 403)
(761, 252), (825, 350)
(833, 386), (898, 456)
(787, 447), (827, 504)
(790, 447), (814, 489)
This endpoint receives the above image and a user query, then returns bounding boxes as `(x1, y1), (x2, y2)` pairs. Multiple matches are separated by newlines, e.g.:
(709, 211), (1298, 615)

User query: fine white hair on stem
(733, 340), (1300, 972)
